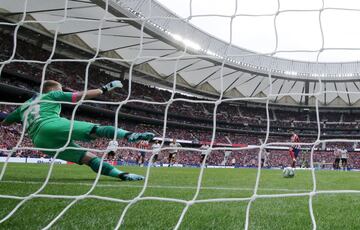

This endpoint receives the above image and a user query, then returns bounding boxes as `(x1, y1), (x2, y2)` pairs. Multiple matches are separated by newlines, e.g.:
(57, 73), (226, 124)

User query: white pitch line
(0, 180), (309, 192)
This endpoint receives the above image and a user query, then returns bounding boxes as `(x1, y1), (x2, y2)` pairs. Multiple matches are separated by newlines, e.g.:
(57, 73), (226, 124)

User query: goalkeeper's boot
(127, 132), (155, 142)
(119, 172), (144, 181)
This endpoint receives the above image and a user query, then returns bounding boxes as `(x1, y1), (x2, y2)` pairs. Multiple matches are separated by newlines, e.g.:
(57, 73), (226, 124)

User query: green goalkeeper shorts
(32, 118), (97, 164)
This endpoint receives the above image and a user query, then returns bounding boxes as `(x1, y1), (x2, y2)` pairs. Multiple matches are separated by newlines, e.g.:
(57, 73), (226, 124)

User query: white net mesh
(1, 0), (360, 229)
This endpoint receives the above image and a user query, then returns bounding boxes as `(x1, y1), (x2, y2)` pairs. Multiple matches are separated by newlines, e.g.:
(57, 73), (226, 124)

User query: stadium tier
(1, 25), (360, 167)
(2, 1), (360, 229)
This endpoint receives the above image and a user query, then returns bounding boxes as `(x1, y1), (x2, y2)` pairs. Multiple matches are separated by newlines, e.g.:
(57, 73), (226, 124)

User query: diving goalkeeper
(0, 80), (155, 181)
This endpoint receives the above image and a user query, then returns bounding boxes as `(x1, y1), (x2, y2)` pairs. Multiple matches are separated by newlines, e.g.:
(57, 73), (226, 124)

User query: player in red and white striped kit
(136, 140), (149, 166)
(289, 131), (301, 168)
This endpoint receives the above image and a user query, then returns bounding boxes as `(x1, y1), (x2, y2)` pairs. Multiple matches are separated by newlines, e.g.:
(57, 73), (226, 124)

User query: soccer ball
(283, 167), (295, 178)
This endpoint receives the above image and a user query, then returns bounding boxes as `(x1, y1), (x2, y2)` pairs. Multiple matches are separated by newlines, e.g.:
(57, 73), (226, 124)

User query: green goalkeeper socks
(94, 126), (130, 139)
(90, 126), (129, 178)
(88, 157), (124, 178)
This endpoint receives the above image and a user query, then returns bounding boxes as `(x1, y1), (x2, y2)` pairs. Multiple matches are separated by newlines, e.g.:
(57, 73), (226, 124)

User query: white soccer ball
(283, 167), (295, 178)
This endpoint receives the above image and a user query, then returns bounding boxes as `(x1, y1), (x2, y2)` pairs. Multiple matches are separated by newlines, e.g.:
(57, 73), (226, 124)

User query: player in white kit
(168, 139), (181, 166)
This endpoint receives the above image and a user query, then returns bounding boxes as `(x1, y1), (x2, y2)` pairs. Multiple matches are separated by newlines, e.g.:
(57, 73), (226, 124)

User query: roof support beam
(287, 81), (298, 94)
(232, 74), (260, 89)
(4, 5), (97, 16)
(99, 39), (158, 53)
(304, 81), (309, 105)
(182, 64), (215, 72)
(165, 60), (203, 79)
(300, 86), (305, 105)
(324, 83), (327, 105)
(250, 79), (264, 97)
(47, 13), (125, 23)
(353, 82), (360, 91)
(224, 73), (245, 93)
(194, 70), (219, 87)
(134, 50), (179, 66)
(333, 82), (338, 99)
(100, 34), (154, 39)
(70, 0), (95, 4)
(274, 79), (285, 102)
(58, 25), (129, 37)
(210, 70), (238, 81)
(260, 78), (278, 94)
(345, 83), (351, 105)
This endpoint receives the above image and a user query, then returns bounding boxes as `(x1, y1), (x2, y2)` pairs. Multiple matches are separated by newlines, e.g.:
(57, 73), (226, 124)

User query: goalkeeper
(1, 80), (155, 181)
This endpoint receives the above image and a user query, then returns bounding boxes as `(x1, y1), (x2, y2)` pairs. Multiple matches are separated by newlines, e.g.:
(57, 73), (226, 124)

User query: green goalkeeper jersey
(4, 91), (75, 139)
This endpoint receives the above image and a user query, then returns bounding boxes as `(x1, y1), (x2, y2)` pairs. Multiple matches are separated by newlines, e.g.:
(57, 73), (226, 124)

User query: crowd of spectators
(3, 67), (360, 136)
(1, 109), (360, 168)
(2, 29), (360, 133)
(2, 27), (360, 168)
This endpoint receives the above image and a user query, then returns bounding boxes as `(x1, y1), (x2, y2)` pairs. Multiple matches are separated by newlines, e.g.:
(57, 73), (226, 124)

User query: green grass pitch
(1, 163), (360, 229)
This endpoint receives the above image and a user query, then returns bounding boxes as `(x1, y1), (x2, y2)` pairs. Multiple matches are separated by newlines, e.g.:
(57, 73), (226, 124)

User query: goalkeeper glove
(119, 172), (144, 181)
(101, 80), (123, 93)
(127, 132), (155, 142)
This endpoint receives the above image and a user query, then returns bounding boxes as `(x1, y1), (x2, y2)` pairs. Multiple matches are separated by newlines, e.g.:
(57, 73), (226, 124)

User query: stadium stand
(1, 26), (360, 169)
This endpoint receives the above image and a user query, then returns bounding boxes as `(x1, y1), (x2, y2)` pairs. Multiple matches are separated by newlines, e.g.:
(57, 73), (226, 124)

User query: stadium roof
(2, 0), (360, 107)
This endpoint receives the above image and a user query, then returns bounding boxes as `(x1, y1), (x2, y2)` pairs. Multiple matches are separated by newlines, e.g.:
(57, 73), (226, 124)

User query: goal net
(1, 0), (360, 229)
